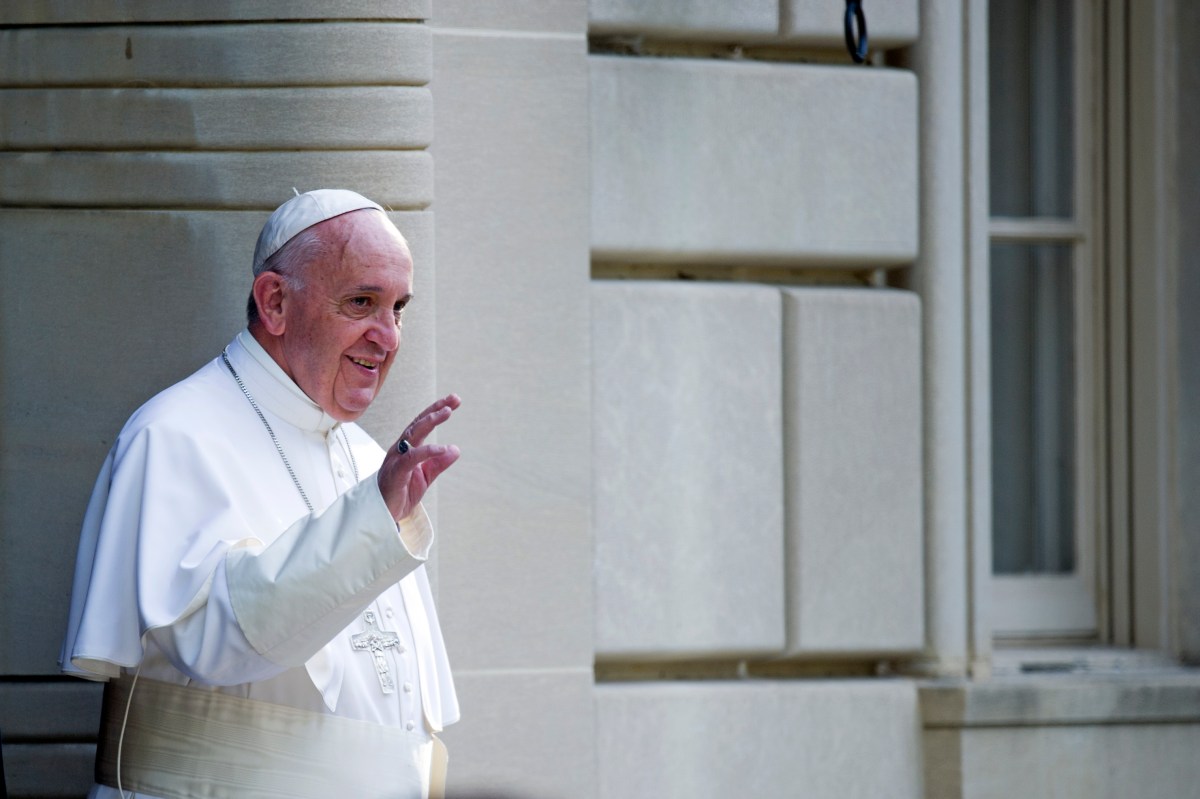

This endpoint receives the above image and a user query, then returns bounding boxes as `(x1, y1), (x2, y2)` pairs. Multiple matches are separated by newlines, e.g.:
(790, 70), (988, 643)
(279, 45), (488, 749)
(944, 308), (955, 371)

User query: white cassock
(60, 330), (458, 799)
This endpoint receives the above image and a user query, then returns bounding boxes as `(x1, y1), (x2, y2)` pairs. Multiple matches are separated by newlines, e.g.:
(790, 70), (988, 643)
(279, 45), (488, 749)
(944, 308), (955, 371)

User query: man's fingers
(416, 445), (461, 485)
(400, 444), (459, 511)
(404, 407), (451, 448)
(412, 394), (461, 424)
(403, 394), (460, 447)
(378, 442), (460, 521)
(401, 443), (460, 475)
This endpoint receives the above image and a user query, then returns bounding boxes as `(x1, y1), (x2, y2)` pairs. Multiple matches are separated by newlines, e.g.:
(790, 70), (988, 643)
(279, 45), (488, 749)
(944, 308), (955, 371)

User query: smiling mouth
(349, 357), (379, 371)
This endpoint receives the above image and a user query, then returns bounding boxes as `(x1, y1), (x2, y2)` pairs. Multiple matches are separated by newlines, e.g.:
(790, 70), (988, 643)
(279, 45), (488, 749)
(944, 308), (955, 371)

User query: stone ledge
(0, 24), (431, 88)
(0, 88), (432, 151)
(589, 0), (778, 41)
(0, 151), (432, 210)
(921, 668), (1200, 728)
(0, 1), (430, 24)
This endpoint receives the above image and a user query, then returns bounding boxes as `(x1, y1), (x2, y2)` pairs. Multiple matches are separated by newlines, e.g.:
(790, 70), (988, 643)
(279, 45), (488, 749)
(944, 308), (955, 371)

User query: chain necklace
(221, 349), (359, 514)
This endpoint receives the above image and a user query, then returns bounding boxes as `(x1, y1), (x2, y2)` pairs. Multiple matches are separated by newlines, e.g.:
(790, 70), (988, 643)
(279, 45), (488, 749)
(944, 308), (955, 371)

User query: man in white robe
(60, 189), (460, 799)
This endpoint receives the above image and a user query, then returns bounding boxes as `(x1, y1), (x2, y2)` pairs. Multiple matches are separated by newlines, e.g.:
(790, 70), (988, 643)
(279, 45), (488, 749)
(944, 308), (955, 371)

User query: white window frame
(986, 0), (1106, 642)
(977, 0), (1187, 658)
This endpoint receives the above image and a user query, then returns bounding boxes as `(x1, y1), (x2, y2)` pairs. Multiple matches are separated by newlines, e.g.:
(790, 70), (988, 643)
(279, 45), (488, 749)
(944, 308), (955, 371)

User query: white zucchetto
(253, 189), (383, 274)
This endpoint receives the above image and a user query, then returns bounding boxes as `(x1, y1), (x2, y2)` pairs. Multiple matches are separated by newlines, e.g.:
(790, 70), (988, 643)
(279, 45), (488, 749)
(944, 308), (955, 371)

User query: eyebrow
(348, 285), (414, 304)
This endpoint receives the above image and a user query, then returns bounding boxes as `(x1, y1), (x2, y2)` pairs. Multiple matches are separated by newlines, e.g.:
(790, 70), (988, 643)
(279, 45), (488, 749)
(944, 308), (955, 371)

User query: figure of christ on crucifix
(353, 610), (403, 694)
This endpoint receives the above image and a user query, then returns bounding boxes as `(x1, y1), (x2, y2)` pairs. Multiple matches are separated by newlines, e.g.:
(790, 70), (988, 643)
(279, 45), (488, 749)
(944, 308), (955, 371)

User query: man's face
(277, 211), (413, 422)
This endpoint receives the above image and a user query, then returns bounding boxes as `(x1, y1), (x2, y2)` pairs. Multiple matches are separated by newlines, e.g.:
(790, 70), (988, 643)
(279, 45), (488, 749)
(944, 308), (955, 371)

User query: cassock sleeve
(223, 477), (433, 667)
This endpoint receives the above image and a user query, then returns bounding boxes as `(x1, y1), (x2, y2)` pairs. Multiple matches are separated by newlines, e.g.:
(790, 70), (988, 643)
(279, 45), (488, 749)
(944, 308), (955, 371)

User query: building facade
(2, 1), (1199, 796)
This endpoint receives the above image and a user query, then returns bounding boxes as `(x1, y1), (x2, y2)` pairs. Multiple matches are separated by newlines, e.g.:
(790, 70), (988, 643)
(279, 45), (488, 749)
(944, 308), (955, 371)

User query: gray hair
(245, 224), (330, 326)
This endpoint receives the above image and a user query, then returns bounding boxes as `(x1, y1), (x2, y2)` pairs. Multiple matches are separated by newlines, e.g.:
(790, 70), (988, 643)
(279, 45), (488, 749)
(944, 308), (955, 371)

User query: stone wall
(587, 1), (926, 795)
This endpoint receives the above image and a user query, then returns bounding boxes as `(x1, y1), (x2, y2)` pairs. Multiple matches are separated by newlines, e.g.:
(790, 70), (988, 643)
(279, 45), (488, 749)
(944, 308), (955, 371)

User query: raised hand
(376, 394), (462, 521)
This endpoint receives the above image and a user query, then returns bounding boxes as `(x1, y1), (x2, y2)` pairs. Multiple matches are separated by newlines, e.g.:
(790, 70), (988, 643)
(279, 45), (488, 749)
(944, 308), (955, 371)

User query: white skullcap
(252, 189), (383, 275)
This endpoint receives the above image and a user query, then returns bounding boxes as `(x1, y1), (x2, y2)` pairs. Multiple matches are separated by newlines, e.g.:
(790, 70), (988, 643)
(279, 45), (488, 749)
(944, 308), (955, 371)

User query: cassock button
(403, 682), (413, 693)
(337, 468), (346, 478)
(406, 721), (415, 731)
(385, 607), (395, 619)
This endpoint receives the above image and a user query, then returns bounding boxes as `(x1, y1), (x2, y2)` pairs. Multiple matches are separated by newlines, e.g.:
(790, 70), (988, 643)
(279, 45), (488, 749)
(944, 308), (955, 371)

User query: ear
(252, 272), (289, 335)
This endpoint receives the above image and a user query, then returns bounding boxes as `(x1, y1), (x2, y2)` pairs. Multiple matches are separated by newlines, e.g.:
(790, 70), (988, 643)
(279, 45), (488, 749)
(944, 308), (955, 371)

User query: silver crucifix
(351, 610), (401, 694)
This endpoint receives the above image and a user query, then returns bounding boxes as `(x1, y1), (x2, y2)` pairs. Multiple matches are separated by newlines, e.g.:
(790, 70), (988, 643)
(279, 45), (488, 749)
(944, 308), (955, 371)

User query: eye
(393, 301), (408, 323)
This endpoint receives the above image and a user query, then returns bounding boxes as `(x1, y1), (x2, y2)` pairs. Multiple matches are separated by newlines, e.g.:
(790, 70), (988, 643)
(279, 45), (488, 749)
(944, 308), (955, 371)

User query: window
(988, 0), (1102, 639)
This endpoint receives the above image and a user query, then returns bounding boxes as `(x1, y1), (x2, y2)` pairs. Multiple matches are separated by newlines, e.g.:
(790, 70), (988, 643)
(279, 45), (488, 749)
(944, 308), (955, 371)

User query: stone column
(907, 0), (974, 676)
(428, 2), (598, 796)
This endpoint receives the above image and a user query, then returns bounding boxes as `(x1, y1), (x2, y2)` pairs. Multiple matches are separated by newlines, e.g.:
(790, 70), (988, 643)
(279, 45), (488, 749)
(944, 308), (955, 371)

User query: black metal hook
(845, 0), (869, 64)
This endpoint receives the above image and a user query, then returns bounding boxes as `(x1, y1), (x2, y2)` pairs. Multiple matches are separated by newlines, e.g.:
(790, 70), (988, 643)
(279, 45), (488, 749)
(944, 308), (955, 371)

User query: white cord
(115, 662), (143, 799)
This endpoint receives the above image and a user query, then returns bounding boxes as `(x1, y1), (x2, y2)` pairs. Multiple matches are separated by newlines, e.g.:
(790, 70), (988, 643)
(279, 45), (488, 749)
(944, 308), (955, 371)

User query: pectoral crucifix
(351, 610), (401, 694)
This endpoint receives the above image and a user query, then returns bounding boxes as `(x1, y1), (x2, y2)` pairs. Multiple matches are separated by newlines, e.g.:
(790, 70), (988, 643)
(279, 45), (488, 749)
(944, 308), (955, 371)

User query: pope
(60, 189), (460, 799)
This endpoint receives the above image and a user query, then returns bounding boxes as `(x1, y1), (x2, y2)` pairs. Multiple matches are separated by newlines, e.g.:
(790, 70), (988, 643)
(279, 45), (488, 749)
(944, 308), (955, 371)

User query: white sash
(96, 677), (445, 799)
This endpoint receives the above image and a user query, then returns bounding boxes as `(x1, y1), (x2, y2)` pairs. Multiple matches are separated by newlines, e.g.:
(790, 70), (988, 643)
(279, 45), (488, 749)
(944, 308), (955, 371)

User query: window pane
(989, 0), (1074, 217)
(991, 243), (1075, 574)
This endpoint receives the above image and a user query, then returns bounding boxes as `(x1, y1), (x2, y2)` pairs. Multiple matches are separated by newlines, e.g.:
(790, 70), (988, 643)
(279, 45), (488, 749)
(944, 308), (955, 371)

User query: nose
(365, 309), (401, 352)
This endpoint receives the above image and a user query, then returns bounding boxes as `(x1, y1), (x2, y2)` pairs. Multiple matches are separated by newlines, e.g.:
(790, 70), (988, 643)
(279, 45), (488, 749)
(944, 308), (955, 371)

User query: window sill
(920, 650), (1200, 729)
